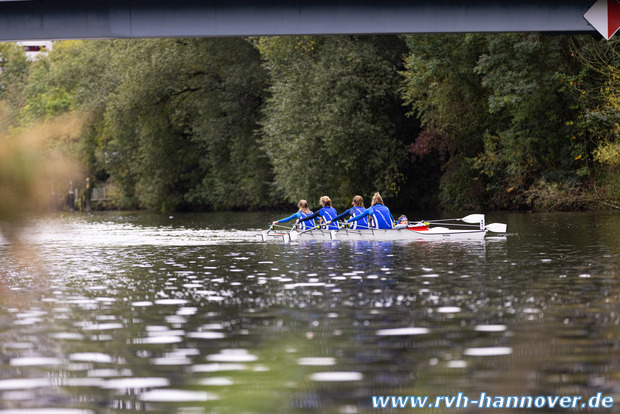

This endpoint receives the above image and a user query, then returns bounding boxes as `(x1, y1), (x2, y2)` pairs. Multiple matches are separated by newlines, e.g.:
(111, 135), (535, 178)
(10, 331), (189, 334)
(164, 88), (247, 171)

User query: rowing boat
(260, 214), (506, 243)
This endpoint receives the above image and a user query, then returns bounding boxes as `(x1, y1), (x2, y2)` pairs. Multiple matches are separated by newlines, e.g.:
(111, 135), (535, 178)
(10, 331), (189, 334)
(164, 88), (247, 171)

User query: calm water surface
(0, 211), (619, 413)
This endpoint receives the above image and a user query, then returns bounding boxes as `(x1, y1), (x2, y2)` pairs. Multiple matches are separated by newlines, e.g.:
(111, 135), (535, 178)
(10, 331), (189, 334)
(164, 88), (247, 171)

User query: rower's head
(298, 199), (310, 213)
(371, 192), (384, 206)
(352, 195), (364, 207)
(320, 196), (332, 207)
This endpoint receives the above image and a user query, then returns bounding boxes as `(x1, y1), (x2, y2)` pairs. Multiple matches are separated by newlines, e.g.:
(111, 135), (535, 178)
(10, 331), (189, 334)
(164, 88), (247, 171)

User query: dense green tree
(23, 38), (271, 211)
(6, 34), (619, 213)
(402, 34), (488, 209)
(565, 36), (620, 206)
(0, 43), (29, 127)
(402, 33), (592, 210)
(1, 42), (85, 222)
(20, 40), (117, 183)
(474, 34), (580, 208)
(257, 36), (415, 207)
(99, 38), (271, 211)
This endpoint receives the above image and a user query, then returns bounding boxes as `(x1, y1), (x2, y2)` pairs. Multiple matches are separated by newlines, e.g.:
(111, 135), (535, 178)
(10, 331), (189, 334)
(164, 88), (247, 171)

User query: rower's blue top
(347, 204), (394, 229)
(298, 206), (339, 230)
(332, 206), (369, 229)
(276, 210), (315, 230)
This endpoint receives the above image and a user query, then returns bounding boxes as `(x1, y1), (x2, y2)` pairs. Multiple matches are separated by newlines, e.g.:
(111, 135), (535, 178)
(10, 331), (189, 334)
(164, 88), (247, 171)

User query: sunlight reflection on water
(0, 211), (618, 413)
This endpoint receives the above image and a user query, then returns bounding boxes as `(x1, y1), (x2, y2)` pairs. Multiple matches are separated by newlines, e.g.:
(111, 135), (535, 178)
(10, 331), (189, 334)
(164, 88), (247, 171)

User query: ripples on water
(0, 211), (618, 413)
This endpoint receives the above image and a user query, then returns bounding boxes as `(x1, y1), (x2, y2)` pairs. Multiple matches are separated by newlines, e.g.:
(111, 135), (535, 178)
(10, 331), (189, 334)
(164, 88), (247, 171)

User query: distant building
(17, 40), (53, 60)
(0, 41), (51, 74)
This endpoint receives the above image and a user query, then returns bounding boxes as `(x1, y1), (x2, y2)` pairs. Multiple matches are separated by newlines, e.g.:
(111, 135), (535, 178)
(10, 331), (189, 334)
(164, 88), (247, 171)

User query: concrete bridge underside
(0, 0), (598, 41)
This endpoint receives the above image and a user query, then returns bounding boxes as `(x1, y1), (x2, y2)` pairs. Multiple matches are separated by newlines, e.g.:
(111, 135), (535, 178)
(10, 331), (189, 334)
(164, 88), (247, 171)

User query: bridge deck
(0, 0), (596, 41)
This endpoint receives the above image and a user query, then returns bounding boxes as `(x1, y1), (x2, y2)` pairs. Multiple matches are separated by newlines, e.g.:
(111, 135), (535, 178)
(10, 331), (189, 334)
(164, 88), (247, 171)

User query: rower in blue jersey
(347, 192), (395, 229)
(328, 195), (369, 229)
(272, 200), (315, 230)
(297, 196), (339, 230)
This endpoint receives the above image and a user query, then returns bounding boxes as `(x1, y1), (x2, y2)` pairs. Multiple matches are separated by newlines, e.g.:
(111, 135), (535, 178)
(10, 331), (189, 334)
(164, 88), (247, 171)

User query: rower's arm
(298, 211), (320, 222)
(347, 207), (372, 223)
(276, 212), (300, 223)
(332, 208), (353, 222)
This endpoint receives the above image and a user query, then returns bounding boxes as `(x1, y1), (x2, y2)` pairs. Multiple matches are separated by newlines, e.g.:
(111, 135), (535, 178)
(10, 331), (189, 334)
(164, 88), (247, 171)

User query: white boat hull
(260, 227), (487, 242)
(330, 227), (486, 241)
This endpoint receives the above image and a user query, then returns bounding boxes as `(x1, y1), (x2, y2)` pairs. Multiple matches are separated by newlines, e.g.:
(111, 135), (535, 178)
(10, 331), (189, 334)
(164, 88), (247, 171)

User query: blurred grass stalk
(0, 109), (85, 241)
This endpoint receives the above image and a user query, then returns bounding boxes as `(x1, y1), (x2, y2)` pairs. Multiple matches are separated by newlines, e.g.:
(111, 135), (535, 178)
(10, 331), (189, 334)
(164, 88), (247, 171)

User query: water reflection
(0, 211), (618, 412)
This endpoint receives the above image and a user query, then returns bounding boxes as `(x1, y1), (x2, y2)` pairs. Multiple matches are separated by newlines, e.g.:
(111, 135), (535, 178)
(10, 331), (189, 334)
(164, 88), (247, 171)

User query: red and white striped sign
(585, 0), (620, 40)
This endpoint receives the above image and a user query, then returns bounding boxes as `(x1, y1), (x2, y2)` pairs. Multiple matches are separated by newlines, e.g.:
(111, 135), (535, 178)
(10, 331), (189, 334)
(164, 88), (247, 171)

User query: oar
(459, 214), (486, 223)
(287, 230), (297, 242)
(330, 222), (368, 239)
(267, 223), (294, 234)
(485, 222), (507, 233)
(288, 223), (325, 241)
(424, 214), (506, 233)
(330, 220), (346, 229)
(297, 224), (320, 234)
(425, 214), (485, 224)
(286, 224), (301, 241)
(299, 218), (339, 234)
(336, 220), (365, 232)
(421, 222), (477, 228)
(260, 225), (272, 242)
(263, 224), (289, 241)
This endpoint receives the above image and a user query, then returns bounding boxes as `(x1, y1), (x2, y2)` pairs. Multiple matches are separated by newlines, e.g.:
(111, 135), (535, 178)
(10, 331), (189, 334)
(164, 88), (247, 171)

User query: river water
(0, 211), (619, 413)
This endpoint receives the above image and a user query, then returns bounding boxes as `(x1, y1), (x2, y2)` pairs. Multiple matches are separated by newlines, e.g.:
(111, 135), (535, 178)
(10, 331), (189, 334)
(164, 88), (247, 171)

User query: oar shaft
(424, 214), (485, 224)
(426, 223), (478, 228)
(299, 225), (320, 234)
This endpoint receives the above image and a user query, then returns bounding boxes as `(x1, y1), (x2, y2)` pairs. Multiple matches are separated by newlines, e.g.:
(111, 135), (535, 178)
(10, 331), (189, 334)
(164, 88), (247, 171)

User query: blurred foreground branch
(0, 111), (85, 238)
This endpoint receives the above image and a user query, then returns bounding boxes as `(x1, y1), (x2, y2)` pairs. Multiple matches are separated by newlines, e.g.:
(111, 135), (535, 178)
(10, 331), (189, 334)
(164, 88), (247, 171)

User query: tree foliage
(402, 34), (488, 209)
(566, 37), (620, 203)
(473, 35), (579, 208)
(1, 34), (618, 213)
(401, 33), (617, 210)
(22, 38), (271, 211)
(96, 38), (271, 211)
(0, 43), (29, 125)
(257, 36), (415, 207)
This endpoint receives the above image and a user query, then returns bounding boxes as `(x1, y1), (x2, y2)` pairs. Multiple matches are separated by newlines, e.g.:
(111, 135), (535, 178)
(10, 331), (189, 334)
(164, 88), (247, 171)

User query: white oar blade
(289, 231), (299, 241)
(485, 222), (507, 233)
(460, 214), (485, 224)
